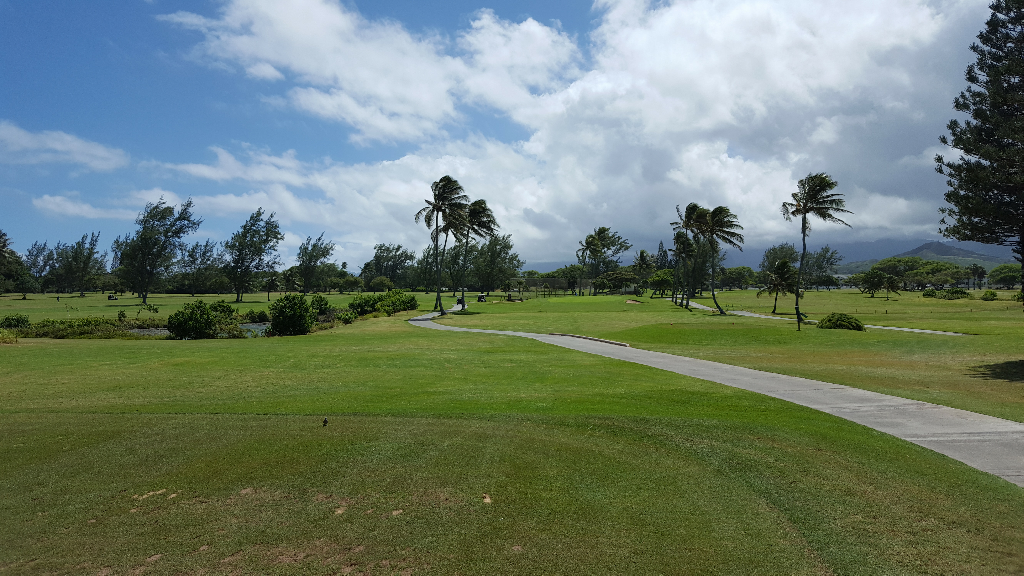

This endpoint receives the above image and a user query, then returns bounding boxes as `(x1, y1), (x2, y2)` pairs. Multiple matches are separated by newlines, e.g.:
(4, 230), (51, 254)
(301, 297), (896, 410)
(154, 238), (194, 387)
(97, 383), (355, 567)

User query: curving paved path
(679, 300), (966, 336)
(410, 309), (1024, 487)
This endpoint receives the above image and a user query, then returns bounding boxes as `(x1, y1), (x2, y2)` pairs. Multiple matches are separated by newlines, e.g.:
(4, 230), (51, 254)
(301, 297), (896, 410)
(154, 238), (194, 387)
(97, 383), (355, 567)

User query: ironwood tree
(936, 0), (1024, 308)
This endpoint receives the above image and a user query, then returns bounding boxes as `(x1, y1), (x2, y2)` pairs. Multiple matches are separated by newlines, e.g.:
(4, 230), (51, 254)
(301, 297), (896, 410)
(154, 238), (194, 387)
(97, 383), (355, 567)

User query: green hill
(836, 242), (1012, 274)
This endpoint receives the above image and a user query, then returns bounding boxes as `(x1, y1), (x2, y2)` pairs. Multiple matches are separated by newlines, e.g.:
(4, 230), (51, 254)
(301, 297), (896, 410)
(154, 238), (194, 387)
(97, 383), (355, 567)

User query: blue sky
(0, 0), (1004, 270)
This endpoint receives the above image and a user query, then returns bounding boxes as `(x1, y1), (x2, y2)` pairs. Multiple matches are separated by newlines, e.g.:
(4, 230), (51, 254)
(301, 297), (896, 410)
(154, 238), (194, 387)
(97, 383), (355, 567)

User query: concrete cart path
(680, 300), (966, 336)
(410, 310), (1024, 487)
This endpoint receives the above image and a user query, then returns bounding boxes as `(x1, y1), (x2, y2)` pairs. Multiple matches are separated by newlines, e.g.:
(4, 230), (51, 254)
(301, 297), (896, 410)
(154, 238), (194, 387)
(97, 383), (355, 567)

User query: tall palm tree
(690, 205), (744, 314)
(671, 203), (703, 308)
(632, 249), (654, 296)
(414, 176), (469, 314)
(756, 259), (797, 314)
(668, 229), (695, 308)
(576, 234), (601, 296)
(456, 199), (499, 309)
(781, 173), (851, 330)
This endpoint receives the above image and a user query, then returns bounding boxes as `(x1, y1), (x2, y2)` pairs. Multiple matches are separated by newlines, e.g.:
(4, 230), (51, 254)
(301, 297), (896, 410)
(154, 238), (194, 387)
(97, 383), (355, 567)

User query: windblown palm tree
(632, 249), (654, 296)
(414, 176), (469, 314)
(671, 203), (703, 308)
(689, 205), (744, 314)
(756, 259), (797, 314)
(781, 173), (851, 330)
(668, 229), (695, 308)
(456, 199), (499, 309)
(576, 234), (601, 296)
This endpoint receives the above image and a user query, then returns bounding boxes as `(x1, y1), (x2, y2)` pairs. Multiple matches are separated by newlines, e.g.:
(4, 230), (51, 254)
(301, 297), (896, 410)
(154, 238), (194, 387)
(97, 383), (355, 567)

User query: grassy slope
(1, 298), (1023, 573)
(436, 291), (1024, 423)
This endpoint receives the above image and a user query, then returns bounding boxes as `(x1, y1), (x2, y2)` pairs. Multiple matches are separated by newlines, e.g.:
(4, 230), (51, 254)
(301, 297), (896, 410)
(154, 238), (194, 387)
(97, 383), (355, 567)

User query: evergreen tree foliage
(936, 0), (1024, 306)
(222, 208), (284, 303)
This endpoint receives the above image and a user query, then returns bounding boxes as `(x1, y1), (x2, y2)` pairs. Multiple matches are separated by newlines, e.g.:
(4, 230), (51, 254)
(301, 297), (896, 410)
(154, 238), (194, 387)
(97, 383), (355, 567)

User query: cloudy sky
(0, 0), (1001, 269)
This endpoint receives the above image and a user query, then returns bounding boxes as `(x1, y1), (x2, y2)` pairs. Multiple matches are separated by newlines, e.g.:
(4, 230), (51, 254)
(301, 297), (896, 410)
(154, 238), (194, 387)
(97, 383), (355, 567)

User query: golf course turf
(1, 290), (1023, 573)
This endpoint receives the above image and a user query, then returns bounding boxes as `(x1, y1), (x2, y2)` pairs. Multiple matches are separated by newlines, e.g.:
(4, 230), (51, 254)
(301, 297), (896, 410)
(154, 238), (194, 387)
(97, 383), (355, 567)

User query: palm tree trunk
(795, 216), (807, 331)
(682, 256), (690, 309)
(710, 250), (725, 314)
(434, 213), (443, 314)
(459, 237), (468, 310)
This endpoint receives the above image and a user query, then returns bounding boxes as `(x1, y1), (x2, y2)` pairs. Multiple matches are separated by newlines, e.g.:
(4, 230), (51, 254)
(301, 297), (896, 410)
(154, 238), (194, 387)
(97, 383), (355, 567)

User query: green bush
(937, 287), (971, 300)
(243, 309), (271, 323)
(338, 310), (357, 324)
(210, 300), (237, 318)
(269, 293), (314, 336)
(21, 317), (126, 339)
(310, 294), (331, 316)
(0, 313), (30, 329)
(0, 328), (17, 344)
(167, 300), (218, 340)
(349, 293), (386, 316)
(980, 290), (998, 301)
(1012, 291), (1023, 302)
(348, 290), (418, 317)
(921, 288), (938, 298)
(376, 290), (418, 316)
(816, 312), (865, 331)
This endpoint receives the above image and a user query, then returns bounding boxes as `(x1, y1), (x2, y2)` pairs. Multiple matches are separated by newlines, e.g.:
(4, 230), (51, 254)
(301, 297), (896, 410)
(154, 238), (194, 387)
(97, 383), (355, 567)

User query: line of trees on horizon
(0, 194), (525, 302)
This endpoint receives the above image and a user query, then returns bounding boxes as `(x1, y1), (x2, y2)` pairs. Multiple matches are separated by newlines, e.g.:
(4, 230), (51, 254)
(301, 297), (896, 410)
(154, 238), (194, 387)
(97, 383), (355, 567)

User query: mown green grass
(435, 291), (1024, 423)
(2, 300), (1023, 573)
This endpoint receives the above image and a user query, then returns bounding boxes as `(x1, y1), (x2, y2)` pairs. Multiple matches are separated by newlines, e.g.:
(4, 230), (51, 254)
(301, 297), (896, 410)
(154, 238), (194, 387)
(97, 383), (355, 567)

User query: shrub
(21, 317), (126, 339)
(817, 312), (865, 331)
(980, 290), (998, 301)
(0, 328), (17, 344)
(0, 313), (30, 329)
(269, 293), (314, 336)
(337, 310), (357, 324)
(921, 288), (938, 298)
(376, 290), (418, 316)
(310, 294), (331, 316)
(167, 300), (218, 340)
(1012, 291), (1023, 302)
(243, 309), (271, 323)
(117, 310), (128, 323)
(937, 287), (971, 300)
(210, 300), (237, 318)
(349, 293), (386, 316)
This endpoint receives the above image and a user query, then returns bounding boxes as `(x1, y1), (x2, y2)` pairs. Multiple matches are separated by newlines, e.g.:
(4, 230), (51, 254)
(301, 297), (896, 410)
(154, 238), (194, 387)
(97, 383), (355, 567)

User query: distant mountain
(834, 259), (878, 275)
(835, 242), (1013, 274)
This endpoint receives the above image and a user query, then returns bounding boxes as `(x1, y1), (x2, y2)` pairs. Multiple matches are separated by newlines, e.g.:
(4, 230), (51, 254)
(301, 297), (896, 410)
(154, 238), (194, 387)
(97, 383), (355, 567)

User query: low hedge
(816, 312), (865, 331)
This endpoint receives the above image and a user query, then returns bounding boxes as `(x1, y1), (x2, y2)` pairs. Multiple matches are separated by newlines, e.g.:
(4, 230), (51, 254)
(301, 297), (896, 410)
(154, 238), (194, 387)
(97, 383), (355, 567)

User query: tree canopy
(936, 0), (1024, 305)
(222, 208), (283, 303)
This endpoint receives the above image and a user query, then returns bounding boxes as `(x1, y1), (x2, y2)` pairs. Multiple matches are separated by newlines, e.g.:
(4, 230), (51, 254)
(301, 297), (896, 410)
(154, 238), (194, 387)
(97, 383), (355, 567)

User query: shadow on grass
(452, 310), (481, 315)
(969, 360), (1024, 383)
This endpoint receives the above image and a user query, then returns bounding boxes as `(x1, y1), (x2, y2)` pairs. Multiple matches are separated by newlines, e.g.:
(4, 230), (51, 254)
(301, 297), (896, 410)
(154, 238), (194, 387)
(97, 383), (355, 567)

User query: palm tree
(414, 176), (469, 314)
(576, 234), (600, 296)
(756, 259), (797, 313)
(456, 199), (499, 309)
(632, 249), (654, 296)
(689, 205), (744, 314)
(671, 203), (704, 308)
(668, 229), (695, 308)
(781, 173), (851, 330)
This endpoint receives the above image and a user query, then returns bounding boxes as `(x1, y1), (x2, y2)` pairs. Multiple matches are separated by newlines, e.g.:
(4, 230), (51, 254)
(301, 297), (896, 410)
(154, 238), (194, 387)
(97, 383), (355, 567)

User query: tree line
(0, 186), (525, 304)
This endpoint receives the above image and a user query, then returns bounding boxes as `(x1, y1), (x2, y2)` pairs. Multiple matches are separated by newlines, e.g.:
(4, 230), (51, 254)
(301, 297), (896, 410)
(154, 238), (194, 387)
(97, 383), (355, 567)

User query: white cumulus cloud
(0, 121), (129, 171)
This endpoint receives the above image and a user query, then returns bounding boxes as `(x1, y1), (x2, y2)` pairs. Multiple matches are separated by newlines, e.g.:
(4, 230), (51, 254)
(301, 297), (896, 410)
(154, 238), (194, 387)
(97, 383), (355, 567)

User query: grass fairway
(436, 291), (1024, 423)
(2, 298), (1024, 573)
